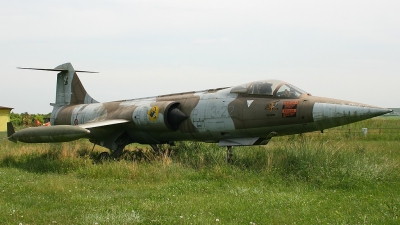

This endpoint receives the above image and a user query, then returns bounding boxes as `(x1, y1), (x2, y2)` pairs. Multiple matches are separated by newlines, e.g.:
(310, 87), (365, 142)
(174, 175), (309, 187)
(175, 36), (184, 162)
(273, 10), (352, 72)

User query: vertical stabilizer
(18, 63), (99, 126)
(53, 63), (98, 106)
(7, 122), (17, 143)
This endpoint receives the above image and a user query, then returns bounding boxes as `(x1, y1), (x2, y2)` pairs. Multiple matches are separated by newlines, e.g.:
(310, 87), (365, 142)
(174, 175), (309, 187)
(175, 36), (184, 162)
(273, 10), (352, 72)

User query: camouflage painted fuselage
(11, 63), (390, 154)
(50, 70), (388, 152)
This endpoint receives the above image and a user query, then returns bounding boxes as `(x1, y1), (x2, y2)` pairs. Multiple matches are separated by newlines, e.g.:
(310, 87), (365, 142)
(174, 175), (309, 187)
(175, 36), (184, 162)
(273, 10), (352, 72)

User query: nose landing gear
(226, 146), (233, 163)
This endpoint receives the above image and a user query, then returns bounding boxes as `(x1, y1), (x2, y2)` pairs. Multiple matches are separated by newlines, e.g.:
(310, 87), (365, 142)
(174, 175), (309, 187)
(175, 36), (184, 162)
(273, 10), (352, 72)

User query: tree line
(10, 112), (52, 127)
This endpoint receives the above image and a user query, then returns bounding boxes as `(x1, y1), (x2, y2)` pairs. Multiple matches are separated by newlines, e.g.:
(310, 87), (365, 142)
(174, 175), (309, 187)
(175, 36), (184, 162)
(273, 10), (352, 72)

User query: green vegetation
(0, 119), (399, 224)
(10, 112), (51, 127)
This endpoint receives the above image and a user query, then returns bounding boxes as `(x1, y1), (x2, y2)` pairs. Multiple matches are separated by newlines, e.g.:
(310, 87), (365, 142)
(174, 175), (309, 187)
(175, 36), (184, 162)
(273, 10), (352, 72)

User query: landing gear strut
(110, 145), (125, 159)
(90, 141), (110, 161)
(150, 144), (160, 154)
(226, 146), (233, 163)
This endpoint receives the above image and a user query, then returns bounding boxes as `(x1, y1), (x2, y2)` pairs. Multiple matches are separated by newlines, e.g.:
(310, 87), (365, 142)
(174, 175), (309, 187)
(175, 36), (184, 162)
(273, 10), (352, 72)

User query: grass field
(0, 118), (399, 224)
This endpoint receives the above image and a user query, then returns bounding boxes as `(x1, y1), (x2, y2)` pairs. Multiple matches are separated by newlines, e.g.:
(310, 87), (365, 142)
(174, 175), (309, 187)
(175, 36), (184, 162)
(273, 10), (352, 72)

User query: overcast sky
(1, 0), (399, 113)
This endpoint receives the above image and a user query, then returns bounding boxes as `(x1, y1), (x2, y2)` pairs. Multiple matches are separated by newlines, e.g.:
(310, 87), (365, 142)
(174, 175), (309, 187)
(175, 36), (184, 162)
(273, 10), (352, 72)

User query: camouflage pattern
(10, 63), (391, 156)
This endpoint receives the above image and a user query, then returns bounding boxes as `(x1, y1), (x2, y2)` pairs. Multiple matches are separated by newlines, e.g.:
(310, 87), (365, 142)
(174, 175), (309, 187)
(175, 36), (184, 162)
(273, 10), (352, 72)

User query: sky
(1, 0), (399, 113)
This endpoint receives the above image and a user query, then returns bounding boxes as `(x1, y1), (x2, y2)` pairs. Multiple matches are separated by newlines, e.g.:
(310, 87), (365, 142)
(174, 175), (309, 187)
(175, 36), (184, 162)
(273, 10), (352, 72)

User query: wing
(77, 119), (130, 129)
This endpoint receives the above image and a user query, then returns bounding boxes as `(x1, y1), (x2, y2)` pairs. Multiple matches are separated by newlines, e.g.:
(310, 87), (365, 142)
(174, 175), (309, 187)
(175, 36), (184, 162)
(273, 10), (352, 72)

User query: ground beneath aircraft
(0, 118), (399, 224)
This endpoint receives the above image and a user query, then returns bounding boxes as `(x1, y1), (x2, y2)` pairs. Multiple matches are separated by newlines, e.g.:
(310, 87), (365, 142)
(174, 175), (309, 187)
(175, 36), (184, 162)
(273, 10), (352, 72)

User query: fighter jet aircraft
(8, 62), (391, 161)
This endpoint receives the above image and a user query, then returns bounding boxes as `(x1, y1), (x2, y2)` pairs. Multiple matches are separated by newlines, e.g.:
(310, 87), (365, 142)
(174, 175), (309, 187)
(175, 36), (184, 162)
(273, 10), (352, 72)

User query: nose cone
(312, 98), (392, 129)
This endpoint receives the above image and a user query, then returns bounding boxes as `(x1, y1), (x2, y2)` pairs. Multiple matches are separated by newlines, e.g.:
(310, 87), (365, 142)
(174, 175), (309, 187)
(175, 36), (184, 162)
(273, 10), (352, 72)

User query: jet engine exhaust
(167, 107), (188, 130)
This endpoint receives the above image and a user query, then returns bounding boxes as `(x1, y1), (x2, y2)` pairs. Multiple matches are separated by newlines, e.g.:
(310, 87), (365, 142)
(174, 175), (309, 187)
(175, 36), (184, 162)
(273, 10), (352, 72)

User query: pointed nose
(312, 100), (392, 129)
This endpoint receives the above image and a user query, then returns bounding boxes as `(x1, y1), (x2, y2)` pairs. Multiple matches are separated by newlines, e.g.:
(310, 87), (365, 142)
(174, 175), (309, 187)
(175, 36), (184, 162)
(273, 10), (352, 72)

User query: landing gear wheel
(110, 148), (125, 160)
(98, 152), (110, 161)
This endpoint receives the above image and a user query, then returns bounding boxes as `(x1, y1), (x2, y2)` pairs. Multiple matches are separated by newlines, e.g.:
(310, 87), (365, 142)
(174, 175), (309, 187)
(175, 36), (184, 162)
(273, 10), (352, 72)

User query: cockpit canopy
(230, 79), (308, 98)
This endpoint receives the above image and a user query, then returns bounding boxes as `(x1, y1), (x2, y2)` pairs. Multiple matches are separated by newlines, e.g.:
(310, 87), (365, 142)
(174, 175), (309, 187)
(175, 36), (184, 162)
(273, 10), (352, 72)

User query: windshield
(230, 79), (307, 98)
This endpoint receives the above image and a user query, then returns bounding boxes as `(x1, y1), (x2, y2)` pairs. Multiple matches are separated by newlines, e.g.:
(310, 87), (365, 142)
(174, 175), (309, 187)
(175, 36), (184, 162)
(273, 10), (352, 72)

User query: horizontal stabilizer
(19, 62), (99, 106)
(17, 67), (98, 73)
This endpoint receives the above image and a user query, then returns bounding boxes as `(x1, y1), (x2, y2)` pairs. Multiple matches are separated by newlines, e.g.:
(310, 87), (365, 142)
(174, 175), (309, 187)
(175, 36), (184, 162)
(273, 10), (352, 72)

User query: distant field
(0, 118), (399, 224)
(379, 115), (400, 120)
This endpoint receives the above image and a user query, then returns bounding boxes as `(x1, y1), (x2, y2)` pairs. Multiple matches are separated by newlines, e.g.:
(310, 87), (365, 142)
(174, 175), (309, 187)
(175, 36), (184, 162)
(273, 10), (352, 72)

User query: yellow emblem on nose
(266, 101), (279, 111)
(147, 106), (159, 122)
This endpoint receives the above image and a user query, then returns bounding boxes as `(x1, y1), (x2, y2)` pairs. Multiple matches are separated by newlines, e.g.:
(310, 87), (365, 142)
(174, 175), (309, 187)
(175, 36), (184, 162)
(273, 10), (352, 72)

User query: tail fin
(7, 122), (17, 143)
(53, 63), (98, 106)
(18, 62), (98, 106)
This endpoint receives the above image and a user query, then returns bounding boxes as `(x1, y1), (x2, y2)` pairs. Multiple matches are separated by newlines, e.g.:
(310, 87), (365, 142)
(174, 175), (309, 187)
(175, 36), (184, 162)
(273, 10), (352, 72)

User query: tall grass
(0, 118), (399, 224)
(1, 118), (399, 188)
(171, 136), (398, 189)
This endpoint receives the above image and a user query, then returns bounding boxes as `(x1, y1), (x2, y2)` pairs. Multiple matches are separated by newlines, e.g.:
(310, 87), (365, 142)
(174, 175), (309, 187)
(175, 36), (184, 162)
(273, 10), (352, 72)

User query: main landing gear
(94, 142), (172, 162)
(93, 141), (234, 163)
